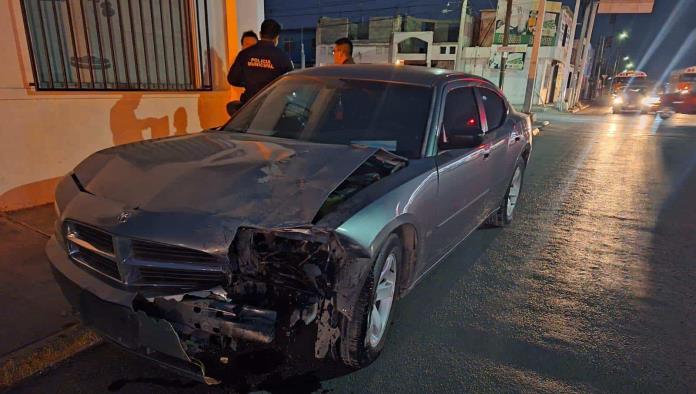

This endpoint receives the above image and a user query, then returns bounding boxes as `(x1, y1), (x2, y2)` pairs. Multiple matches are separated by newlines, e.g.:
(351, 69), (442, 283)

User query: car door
(476, 87), (512, 213)
(429, 85), (491, 262)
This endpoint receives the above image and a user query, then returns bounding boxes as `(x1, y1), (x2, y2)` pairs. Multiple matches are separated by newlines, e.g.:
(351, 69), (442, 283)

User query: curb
(0, 324), (102, 390)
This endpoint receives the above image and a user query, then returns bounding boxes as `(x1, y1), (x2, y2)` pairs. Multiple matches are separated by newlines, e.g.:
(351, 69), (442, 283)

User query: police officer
(228, 19), (293, 104)
(333, 37), (355, 65)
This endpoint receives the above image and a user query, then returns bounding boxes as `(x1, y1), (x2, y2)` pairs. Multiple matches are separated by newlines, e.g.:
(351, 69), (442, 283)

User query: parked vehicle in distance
(667, 66), (696, 94)
(610, 70), (648, 95)
(659, 88), (696, 119)
(612, 84), (661, 114)
(46, 65), (532, 384)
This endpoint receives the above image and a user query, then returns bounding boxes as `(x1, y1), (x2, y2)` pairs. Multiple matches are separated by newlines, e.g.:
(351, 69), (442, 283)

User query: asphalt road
(9, 107), (696, 394)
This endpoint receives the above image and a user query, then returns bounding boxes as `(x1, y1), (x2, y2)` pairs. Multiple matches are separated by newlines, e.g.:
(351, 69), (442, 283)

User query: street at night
(8, 107), (696, 393)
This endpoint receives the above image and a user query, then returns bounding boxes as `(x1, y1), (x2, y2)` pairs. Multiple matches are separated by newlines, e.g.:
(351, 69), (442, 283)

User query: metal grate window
(21, 0), (212, 91)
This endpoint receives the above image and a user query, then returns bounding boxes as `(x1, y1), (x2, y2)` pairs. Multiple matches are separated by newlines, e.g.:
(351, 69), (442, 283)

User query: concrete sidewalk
(0, 205), (99, 388)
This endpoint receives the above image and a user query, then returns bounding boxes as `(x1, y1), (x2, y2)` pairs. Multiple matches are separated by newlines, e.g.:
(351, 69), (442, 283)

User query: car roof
(289, 64), (494, 88)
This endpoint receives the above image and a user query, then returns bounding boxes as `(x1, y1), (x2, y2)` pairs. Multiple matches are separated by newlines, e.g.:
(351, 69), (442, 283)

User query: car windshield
(224, 76), (433, 159)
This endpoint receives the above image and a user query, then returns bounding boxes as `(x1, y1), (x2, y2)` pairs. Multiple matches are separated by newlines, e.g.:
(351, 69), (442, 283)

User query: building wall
(462, 46), (558, 106)
(0, 0), (263, 211)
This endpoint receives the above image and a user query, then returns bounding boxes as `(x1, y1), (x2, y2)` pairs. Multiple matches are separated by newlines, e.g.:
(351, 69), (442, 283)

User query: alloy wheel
(366, 252), (397, 348)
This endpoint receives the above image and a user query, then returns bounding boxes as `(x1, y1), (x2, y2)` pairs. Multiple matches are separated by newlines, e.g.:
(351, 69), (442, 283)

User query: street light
(626, 62), (634, 69)
(623, 56), (630, 61)
(618, 31), (629, 40)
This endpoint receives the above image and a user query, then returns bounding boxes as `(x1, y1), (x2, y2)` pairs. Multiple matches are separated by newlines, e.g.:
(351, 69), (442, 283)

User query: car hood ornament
(117, 210), (131, 223)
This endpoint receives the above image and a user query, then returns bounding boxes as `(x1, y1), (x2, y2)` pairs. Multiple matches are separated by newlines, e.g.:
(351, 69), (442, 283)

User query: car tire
(486, 157), (526, 227)
(339, 234), (402, 368)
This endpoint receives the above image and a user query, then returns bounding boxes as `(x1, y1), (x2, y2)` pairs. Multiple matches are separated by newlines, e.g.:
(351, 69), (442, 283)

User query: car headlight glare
(613, 97), (624, 104)
(642, 96), (660, 106)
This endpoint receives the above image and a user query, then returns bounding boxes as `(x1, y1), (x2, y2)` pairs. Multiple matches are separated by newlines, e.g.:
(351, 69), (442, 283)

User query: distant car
(46, 65), (532, 384)
(612, 85), (661, 114)
(659, 89), (696, 119)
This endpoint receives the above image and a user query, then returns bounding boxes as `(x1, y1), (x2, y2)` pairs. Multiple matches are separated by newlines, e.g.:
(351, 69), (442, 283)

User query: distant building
(315, 14), (474, 69)
(279, 28), (316, 68)
(461, 2), (575, 106)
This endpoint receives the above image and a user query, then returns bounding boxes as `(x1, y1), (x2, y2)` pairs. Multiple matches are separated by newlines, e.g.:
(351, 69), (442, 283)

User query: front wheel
(340, 234), (401, 368)
(486, 157), (526, 227)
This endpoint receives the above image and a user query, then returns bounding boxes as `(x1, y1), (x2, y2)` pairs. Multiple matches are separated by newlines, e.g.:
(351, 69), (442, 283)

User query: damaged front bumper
(46, 223), (374, 384)
(46, 236), (277, 384)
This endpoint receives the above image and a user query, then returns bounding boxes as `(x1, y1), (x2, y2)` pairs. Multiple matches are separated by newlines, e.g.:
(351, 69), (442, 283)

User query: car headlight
(642, 96), (660, 106)
(613, 97), (624, 104)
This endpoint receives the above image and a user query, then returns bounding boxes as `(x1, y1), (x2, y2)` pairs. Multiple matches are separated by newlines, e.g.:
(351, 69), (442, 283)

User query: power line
(268, 1), (454, 19)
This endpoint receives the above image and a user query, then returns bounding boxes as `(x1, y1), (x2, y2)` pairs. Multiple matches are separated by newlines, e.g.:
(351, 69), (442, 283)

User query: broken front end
(47, 224), (373, 384)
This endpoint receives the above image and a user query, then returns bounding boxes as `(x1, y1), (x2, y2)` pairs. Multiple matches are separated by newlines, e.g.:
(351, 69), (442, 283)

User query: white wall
(462, 46), (559, 106)
(0, 0), (253, 210)
(236, 0), (264, 42)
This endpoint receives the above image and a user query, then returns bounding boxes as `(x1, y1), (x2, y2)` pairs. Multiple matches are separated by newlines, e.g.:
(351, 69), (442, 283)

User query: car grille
(131, 240), (218, 264)
(63, 221), (224, 287)
(65, 222), (120, 281)
(72, 222), (115, 254)
(72, 244), (121, 280)
(138, 266), (226, 286)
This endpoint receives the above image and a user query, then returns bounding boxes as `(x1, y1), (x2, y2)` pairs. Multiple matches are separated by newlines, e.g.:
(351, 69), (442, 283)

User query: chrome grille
(65, 221), (120, 282)
(132, 240), (218, 264)
(72, 223), (115, 254)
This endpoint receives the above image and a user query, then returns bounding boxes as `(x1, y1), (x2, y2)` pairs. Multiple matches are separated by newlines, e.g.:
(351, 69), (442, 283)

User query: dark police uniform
(227, 40), (293, 103)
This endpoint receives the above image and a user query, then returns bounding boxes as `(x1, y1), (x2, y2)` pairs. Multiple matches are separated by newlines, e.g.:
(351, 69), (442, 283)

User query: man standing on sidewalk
(333, 37), (355, 65)
(227, 19), (293, 104)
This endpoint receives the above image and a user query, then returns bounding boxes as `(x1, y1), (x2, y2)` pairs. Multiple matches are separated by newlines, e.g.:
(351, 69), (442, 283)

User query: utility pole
(454, 0), (470, 71)
(573, 0), (598, 105)
(557, 0), (581, 111)
(498, 0), (514, 89)
(300, 27), (306, 69)
(568, 0), (591, 109)
(522, 0), (546, 113)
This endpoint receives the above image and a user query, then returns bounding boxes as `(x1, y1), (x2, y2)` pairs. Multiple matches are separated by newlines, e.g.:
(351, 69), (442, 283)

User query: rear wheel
(340, 234), (401, 367)
(486, 157), (526, 227)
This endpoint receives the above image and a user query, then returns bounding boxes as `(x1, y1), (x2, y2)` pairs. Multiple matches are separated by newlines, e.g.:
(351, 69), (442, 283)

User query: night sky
(266, 0), (696, 78)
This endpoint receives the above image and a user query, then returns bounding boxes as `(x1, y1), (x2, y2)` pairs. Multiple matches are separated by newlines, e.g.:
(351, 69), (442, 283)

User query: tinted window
(443, 87), (480, 134)
(226, 76), (432, 159)
(479, 89), (506, 129)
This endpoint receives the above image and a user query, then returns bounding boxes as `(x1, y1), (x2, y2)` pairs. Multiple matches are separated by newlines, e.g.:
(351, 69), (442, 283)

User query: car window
(479, 88), (506, 130)
(442, 87), (480, 136)
(225, 76), (432, 159)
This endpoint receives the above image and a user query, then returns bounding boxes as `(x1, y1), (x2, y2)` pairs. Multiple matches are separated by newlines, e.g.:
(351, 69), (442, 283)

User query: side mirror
(439, 127), (484, 150)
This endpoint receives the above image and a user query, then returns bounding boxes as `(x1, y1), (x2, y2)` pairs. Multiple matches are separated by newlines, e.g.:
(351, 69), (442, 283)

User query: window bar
(50, 0), (69, 88)
(64, 0), (83, 88)
(78, 0), (95, 88)
(104, 0), (122, 89)
(137, 0), (151, 88)
(36, 2), (54, 88)
(194, 0), (203, 89)
(148, 0), (161, 88)
(168, 0), (179, 88)
(203, 0), (211, 89)
(125, 0), (141, 88)
(158, 0), (171, 88)
(90, 0), (108, 88)
(178, 0), (192, 89)
(115, 0), (132, 88)
(19, 1), (40, 90)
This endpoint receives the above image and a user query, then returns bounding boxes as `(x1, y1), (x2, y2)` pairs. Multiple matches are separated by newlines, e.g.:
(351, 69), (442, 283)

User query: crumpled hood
(73, 131), (385, 228)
